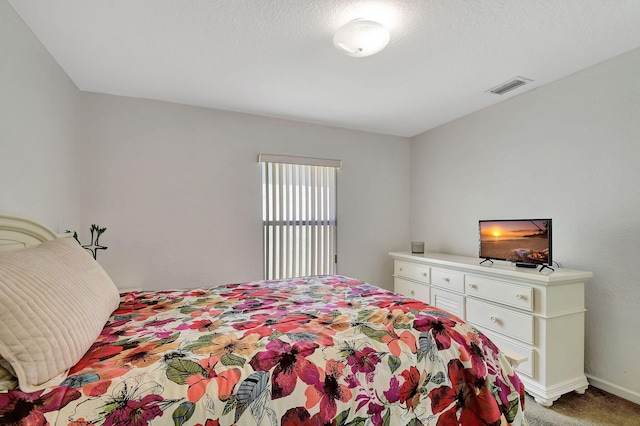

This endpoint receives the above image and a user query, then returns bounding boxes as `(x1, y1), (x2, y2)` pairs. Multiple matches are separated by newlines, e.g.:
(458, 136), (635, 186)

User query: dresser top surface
(390, 251), (592, 285)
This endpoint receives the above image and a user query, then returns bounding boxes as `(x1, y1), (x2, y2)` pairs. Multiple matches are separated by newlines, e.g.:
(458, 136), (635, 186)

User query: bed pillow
(0, 362), (17, 391)
(0, 237), (120, 392)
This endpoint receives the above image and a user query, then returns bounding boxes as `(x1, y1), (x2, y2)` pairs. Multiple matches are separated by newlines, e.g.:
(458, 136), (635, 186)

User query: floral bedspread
(1, 275), (525, 426)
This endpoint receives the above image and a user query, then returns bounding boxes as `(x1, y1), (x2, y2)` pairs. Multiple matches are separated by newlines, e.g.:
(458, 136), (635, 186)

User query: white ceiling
(8, 0), (640, 137)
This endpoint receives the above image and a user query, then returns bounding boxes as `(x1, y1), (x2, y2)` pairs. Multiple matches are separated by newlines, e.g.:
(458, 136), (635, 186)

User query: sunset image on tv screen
(480, 219), (550, 264)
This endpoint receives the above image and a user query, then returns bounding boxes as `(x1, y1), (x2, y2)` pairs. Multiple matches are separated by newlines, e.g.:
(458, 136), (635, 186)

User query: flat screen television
(479, 219), (552, 268)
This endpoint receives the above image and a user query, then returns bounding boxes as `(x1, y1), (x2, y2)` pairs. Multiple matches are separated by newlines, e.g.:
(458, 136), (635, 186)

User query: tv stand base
(538, 264), (555, 273)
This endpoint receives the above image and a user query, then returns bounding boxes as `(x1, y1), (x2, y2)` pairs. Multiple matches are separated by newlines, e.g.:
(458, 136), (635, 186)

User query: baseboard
(586, 374), (640, 405)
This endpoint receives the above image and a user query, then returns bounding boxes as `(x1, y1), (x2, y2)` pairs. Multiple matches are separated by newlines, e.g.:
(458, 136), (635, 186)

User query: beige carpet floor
(524, 387), (640, 426)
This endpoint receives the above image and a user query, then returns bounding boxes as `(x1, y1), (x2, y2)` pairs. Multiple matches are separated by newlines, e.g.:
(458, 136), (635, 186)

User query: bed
(0, 211), (526, 425)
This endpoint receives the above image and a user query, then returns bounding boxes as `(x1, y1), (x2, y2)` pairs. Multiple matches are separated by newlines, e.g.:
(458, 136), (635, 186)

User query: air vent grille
(487, 77), (532, 95)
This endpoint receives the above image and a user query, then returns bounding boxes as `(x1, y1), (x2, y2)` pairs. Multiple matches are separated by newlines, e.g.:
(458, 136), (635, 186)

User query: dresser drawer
(431, 268), (464, 293)
(466, 298), (534, 344)
(394, 277), (430, 303)
(432, 288), (465, 319)
(480, 329), (535, 378)
(466, 276), (533, 311)
(394, 261), (430, 284)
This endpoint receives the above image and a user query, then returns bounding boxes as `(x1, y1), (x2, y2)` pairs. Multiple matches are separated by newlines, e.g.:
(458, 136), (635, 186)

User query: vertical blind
(259, 154), (341, 280)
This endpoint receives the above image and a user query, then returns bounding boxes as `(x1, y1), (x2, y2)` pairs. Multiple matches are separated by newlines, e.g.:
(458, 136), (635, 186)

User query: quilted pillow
(0, 362), (17, 391)
(0, 237), (120, 392)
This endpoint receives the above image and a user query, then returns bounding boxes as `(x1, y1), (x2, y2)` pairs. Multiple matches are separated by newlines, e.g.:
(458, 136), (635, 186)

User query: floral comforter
(1, 275), (525, 426)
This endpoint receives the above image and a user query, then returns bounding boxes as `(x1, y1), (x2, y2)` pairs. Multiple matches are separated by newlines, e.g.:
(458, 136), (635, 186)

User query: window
(259, 154), (341, 280)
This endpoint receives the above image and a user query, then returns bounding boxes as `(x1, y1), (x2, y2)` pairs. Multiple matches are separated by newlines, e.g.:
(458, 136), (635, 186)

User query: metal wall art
(69, 224), (107, 260)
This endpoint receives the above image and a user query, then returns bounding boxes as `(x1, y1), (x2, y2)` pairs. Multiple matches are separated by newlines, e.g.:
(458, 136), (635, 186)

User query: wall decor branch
(68, 224), (108, 260)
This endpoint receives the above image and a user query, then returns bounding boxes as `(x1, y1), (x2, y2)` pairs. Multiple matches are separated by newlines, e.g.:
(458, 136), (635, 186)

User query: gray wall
(0, 0), (81, 229)
(410, 47), (640, 402)
(76, 93), (410, 290)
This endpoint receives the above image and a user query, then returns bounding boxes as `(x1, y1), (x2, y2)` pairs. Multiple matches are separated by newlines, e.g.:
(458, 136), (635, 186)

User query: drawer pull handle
(516, 293), (524, 300)
(443, 277), (450, 283)
(399, 268), (403, 272)
(469, 284), (477, 289)
(490, 316), (499, 323)
(410, 290), (415, 296)
(422, 272), (427, 277)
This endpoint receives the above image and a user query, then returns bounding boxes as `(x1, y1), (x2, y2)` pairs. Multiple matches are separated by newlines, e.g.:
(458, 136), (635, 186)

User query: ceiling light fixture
(333, 19), (390, 58)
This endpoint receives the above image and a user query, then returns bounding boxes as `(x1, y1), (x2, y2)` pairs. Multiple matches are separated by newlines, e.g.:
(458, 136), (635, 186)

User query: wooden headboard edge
(0, 211), (60, 246)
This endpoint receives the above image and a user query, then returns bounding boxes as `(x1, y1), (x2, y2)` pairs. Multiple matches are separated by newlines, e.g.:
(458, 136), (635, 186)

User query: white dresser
(390, 251), (592, 407)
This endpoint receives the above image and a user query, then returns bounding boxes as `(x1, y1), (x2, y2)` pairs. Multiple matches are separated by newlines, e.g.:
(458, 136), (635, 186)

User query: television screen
(479, 219), (552, 266)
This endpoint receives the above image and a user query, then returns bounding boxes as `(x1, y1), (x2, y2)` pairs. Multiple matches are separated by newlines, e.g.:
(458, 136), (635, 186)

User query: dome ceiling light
(333, 19), (390, 58)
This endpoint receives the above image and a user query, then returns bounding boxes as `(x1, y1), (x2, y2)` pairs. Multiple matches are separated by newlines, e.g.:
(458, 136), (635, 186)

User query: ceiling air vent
(486, 77), (532, 95)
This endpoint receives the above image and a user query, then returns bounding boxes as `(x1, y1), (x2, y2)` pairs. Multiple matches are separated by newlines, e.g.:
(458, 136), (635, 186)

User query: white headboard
(0, 211), (59, 252)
